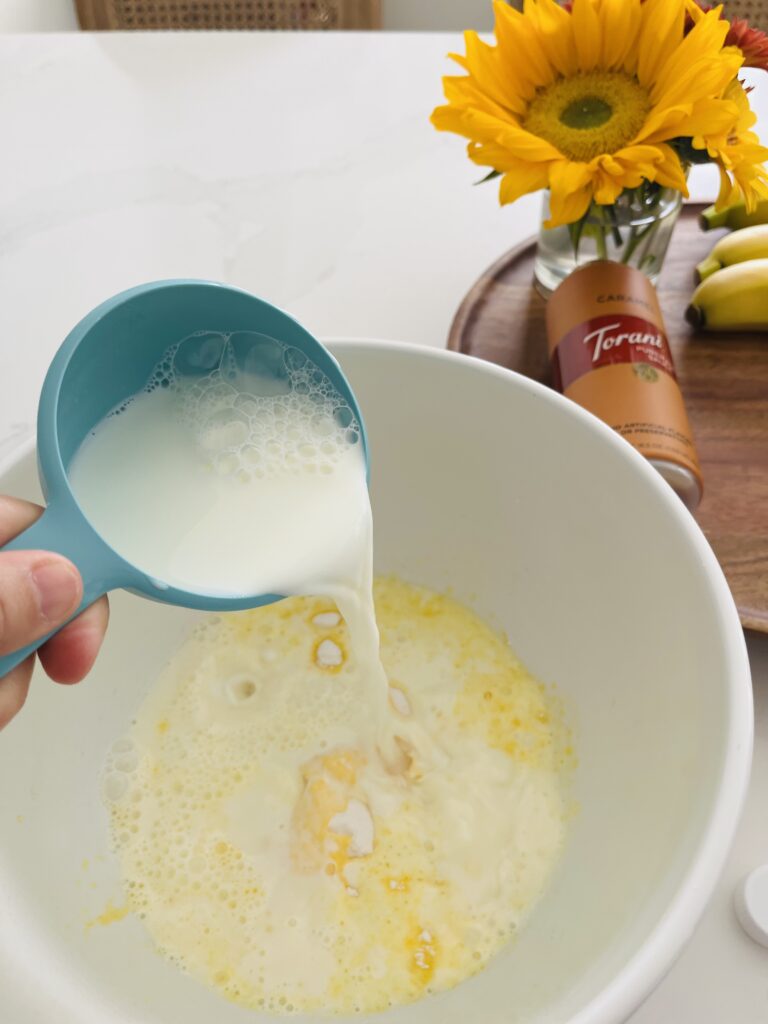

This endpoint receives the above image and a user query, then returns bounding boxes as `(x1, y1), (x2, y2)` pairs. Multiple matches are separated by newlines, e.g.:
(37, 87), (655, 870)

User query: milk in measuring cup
(68, 331), (388, 726)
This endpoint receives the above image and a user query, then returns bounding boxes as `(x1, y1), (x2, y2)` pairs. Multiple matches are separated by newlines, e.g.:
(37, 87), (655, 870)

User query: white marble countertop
(0, 31), (765, 1022)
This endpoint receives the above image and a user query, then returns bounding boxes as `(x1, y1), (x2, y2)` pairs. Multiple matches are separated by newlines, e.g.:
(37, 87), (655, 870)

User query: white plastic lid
(735, 865), (768, 948)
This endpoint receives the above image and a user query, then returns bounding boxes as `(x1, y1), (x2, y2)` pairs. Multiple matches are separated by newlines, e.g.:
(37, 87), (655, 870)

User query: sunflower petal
(598, 0), (643, 73)
(493, 0), (557, 96)
(432, 103), (562, 162)
(462, 30), (525, 113)
(638, 97), (739, 145)
(649, 143), (690, 193)
(523, 0), (577, 78)
(571, 0), (601, 72)
(592, 173), (625, 206)
(715, 160), (737, 208)
(637, 0), (686, 86)
(447, 51), (470, 71)
(490, 120), (564, 161)
(724, 77), (758, 131)
(546, 160), (594, 226)
(652, 50), (743, 110)
(442, 75), (521, 123)
(652, 8), (736, 105)
(498, 162), (552, 205)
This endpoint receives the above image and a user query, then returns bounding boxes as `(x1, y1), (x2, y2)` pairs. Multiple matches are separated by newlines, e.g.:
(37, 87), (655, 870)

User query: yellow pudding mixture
(103, 578), (569, 1015)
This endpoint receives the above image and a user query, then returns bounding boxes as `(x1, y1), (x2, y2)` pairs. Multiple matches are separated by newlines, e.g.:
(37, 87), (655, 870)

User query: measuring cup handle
(0, 501), (126, 678)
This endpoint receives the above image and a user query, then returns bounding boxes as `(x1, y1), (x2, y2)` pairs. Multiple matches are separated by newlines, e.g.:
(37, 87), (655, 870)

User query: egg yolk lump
(103, 578), (569, 1015)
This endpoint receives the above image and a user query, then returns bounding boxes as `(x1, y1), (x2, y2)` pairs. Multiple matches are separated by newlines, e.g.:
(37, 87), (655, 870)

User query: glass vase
(533, 185), (683, 295)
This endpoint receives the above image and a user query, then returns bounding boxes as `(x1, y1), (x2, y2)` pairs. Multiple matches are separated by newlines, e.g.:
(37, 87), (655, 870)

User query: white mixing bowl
(0, 341), (752, 1024)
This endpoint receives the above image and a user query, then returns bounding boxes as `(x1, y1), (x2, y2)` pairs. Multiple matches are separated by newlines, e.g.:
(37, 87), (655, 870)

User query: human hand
(0, 496), (109, 730)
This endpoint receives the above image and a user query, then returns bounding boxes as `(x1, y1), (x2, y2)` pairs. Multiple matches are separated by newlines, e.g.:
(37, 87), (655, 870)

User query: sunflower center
(560, 96), (612, 130)
(524, 72), (651, 163)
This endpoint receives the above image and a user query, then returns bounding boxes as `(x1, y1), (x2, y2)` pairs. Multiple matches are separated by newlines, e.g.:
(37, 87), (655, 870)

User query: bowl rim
(0, 337), (753, 1024)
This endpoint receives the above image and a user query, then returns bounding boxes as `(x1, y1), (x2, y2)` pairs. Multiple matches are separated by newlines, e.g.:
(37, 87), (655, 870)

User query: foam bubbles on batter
(101, 579), (570, 1016)
(102, 737), (140, 803)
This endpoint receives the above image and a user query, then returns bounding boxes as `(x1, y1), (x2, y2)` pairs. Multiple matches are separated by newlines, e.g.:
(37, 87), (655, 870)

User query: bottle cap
(734, 864), (768, 948)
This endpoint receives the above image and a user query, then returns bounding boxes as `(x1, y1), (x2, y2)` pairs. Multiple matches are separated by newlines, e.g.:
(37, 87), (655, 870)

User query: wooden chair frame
(75, 0), (381, 31)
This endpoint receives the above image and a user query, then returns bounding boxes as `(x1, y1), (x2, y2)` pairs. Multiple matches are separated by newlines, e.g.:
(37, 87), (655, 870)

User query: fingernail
(31, 561), (81, 623)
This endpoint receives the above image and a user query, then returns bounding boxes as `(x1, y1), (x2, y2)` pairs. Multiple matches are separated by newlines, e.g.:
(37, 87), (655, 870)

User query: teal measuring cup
(0, 279), (368, 678)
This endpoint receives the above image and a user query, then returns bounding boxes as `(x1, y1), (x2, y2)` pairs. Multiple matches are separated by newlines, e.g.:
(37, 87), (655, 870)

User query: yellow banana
(686, 258), (768, 331)
(699, 198), (768, 231)
(696, 225), (768, 280)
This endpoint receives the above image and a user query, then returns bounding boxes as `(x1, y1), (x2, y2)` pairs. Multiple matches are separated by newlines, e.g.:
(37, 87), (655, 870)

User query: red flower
(725, 15), (768, 71)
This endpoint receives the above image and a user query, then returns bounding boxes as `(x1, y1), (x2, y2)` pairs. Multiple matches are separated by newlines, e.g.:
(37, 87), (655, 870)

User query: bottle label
(552, 314), (677, 392)
(563, 364), (702, 481)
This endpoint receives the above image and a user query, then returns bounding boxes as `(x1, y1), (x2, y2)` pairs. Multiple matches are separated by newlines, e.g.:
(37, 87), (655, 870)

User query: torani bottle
(546, 261), (702, 511)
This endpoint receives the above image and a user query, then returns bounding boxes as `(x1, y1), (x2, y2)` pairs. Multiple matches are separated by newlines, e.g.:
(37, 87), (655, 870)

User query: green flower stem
(594, 222), (608, 259)
(636, 216), (663, 270)
(620, 192), (664, 264)
(561, 184), (678, 269)
(620, 221), (652, 264)
(605, 204), (623, 249)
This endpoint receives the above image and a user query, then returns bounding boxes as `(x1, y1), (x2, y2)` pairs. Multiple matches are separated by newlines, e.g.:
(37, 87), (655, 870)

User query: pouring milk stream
(68, 330), (398, 755)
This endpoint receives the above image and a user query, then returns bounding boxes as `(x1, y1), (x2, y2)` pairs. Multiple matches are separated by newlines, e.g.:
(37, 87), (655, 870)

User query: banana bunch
(695, 225), (768, 280)
(688, 199), (768, 331)
(699, 197), (768, 231)
(687, 258), (768, 331)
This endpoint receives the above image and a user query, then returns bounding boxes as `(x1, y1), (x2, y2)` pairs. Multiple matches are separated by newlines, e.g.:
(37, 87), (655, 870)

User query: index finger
(0, 495), (43, 545)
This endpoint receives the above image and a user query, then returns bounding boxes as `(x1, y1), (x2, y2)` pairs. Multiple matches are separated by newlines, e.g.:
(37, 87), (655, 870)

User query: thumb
(0, 552), (83, 658)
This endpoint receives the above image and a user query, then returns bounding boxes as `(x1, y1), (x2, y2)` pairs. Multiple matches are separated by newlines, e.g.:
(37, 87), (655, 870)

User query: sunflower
(431, 0), (767, 227)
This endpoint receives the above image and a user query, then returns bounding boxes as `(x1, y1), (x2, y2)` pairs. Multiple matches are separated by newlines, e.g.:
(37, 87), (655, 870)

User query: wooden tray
(448, 204), (768, 633)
